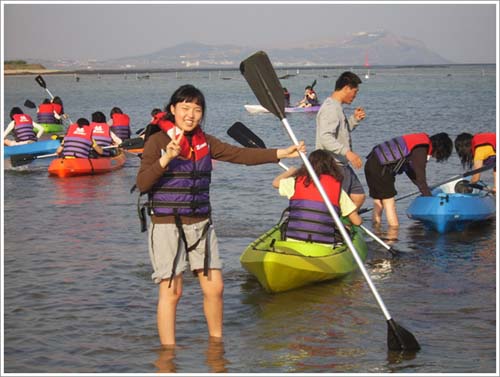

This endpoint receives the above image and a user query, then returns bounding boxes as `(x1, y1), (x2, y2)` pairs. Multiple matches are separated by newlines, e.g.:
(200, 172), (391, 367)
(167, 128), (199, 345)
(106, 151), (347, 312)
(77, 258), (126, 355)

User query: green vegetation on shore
(5, 60), (46, 70)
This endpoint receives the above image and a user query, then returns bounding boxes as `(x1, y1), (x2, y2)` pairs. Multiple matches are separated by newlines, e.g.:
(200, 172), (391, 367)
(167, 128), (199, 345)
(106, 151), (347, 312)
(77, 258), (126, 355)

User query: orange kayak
(48, 151), (127, 177)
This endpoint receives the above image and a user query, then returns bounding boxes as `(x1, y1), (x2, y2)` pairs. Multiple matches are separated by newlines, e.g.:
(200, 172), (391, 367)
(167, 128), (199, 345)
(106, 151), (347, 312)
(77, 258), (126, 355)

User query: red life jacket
(401, 133), (433, 156)
(52, 103), (62, 115)
(112, 113), (130, 126)
(285, 175), (342, 244)
(62, 124), (93, 158)
(471, 133), (496, 154)
(90, 122), (113, 156)
(38, 103), (54, 113)
(157, 120), (209, 160)
(37, 103), (56, 123)
(13, 114), (37, 142)
(151, 112), (167, 125)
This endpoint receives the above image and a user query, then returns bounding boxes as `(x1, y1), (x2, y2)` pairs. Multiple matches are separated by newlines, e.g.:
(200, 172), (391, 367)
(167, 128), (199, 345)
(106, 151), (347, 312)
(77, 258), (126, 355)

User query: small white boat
(244, 104), (320, 114)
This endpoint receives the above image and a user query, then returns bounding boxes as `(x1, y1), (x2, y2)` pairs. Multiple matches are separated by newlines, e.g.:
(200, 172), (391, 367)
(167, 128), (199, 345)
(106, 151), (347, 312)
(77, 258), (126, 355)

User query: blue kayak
(406, 180), (496, 233)
(4, 139), (61, 159)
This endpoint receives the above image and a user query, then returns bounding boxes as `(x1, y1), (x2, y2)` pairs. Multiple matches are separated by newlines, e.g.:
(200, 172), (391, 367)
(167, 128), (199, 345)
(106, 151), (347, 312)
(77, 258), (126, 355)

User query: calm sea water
(2, 64), (498, 374)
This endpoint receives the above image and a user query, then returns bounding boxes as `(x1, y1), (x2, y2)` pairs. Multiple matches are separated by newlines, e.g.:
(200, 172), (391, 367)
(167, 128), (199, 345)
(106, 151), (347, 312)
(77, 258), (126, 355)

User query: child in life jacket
(272, 149), (362, 245)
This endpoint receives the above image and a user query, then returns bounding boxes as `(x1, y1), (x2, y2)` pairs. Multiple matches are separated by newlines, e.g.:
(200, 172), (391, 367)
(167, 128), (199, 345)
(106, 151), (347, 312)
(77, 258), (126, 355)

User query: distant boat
(136, 73), (150, 80)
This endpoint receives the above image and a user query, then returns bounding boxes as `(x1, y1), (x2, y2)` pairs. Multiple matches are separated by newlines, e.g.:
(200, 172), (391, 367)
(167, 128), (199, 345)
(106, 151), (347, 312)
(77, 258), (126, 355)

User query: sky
(2, 1), (498, 64)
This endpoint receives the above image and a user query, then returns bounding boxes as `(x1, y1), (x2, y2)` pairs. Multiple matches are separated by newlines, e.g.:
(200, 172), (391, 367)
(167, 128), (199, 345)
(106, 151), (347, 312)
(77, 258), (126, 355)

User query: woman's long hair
(295, 149), (344, 186)
(454, 132), (473, 168)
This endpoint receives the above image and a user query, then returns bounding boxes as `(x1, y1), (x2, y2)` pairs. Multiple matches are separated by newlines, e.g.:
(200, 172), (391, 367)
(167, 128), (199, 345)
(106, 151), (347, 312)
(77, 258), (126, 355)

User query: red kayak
(48, 151), (127, 177)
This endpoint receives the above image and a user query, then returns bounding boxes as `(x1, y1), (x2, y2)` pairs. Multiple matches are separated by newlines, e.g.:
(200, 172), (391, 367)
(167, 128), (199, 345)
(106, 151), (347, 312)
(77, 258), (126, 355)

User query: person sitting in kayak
(297, 85), (319, 108)
(89, 111), (122, 157)
(364, 132), (453, 227)
(138, 108), (163, 141)
(4, 107), (44, 146)
(51, 96), (68, 124)
(272, 149), (362, 245)
(37, 98), (57, 124)
(454, 132), (496, 193)
(108, 107), (132, 140)
(136, 84), (305, 347)
(56, 118), (104, 158)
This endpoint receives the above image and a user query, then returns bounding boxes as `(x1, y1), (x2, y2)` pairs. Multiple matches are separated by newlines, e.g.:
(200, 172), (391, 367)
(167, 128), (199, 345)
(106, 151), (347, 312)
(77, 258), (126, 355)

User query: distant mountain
(22, 30), (453, 71)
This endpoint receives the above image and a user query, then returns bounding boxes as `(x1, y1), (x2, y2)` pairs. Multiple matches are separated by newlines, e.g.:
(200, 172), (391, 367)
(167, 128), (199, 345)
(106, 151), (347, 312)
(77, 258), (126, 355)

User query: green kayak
(240, 224), (368, 293)
(39, 123), (64, 133)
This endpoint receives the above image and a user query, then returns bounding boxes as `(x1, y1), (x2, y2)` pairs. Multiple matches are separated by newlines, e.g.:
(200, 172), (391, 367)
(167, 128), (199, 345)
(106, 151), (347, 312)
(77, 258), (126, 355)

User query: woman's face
(170, 101), (203, 132)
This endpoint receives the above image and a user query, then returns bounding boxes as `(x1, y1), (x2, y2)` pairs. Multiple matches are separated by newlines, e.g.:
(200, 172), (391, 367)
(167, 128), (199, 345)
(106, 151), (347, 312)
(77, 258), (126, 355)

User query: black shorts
(364, 153), (397, 199)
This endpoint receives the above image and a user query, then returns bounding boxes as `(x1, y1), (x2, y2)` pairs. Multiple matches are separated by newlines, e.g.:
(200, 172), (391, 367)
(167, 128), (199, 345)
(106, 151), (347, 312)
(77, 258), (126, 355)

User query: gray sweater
(315, 97), (360, 166)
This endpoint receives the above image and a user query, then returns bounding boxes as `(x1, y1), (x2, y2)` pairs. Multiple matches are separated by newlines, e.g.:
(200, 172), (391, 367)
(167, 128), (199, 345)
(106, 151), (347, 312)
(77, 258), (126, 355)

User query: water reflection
(205, 337), (229, 373)
(154, 346), (176, 373)
(153, 337), (229, 373)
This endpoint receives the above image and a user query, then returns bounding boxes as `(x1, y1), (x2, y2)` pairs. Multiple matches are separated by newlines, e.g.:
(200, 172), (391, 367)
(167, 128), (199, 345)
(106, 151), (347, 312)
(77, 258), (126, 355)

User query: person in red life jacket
(364, 132), (453, 227)
(89, 111), (122, 157)
(455, 132), (496, 193)
(139, 108), (166, 141)
(108, 107), (132, 140)
(272, 149), (362, 244)
(51, 96), (68, 124)
(37, 98), (57, 124)
(136, 84), (305, 347)
(56, 118), (104, 158)
(4, 107), (44, 146)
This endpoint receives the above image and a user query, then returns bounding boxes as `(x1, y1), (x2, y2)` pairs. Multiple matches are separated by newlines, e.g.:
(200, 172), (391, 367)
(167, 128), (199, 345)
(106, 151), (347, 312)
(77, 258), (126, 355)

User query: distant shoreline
(4, 63), (495, 76)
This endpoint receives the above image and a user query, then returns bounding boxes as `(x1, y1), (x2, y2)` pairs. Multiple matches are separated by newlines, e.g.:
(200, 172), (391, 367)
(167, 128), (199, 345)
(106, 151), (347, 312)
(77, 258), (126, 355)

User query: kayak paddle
(240, 51), (419, 352)
(227, 121), (400, 257)
(358, 164), (496, 215)
(35, 75), (73, 124)
(24, 99), (37, 109)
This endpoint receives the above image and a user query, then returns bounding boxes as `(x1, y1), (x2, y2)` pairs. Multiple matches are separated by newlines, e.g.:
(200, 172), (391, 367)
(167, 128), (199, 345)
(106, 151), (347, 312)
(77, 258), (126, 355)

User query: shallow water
(2, 64), (497, 373)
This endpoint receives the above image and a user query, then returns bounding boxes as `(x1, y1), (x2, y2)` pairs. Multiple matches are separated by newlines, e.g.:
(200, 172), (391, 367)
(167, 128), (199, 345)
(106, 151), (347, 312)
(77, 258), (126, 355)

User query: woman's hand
(160, 130), (184, 168)
(277, 141), (306, 159)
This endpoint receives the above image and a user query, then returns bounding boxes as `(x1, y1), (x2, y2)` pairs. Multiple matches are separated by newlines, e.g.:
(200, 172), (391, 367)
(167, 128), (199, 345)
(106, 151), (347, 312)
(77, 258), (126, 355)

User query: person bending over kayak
(4, 107), (44, 146)
(272, 149), (362, 245)
(108, 107), (132, 140)
(454, 132), (496, 193)
(56, 118), (104, 158)
(136, 84), (305, 347)
(89, 111), (122, 157)
(364, 132), (453, 227)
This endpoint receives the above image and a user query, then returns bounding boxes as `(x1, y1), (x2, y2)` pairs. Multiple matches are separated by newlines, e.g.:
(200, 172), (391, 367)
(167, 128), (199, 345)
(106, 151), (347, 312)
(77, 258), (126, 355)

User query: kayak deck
(240, 224), (368, 293)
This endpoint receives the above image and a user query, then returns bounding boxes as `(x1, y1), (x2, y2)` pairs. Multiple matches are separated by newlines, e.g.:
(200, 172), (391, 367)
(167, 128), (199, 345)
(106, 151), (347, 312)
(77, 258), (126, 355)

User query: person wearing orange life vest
(364, 132), (453, 227)
(455, 132), (496, 193)
(272, 149), (362, 245)
(56, 118), (104, 158)
(108, 107), (132, 140)
(136, 84), (305, 347)
(89, 111), (122, 157)
(4, 107), (44, 146)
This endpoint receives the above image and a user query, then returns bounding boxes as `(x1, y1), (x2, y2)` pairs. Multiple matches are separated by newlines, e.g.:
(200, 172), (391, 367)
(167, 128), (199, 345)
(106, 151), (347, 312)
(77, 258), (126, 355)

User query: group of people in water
(4, 99), (134, 159)
(132, 77), (495, 348)
(4, 72), (496, 349)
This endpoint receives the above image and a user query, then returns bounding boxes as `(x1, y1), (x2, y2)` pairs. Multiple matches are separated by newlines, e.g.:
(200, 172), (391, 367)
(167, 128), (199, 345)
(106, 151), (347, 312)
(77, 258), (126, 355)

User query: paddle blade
(240, 51), (286, 120)
(227, 122), (266, 149)
(10, 154), (38, 167)
(387, 319), (420, 351)
(311, 79), (317, 89)
(35, 75), (47, 89)
(119, 137), (144, 150)
(24, 99), (36, 109)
